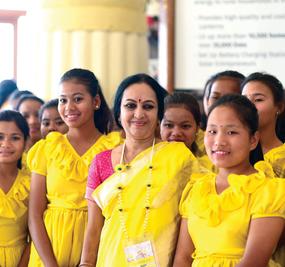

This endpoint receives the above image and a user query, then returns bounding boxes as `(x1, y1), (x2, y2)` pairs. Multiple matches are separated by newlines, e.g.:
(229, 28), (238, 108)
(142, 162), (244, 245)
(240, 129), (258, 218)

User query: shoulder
(264, 143), (285, 160)
(158, 141), (195, 159)
(92, 149), (112, 164)
(96, 131), (123, 149)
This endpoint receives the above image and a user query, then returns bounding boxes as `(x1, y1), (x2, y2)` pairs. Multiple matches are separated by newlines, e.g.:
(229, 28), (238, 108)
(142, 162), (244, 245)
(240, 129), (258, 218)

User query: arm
(237, 217), (285, 267)
(17, 242), (31, 267)
(80, 200), (104, 265)
(28, 173), (58, 267)
(173, 218), (194, 267)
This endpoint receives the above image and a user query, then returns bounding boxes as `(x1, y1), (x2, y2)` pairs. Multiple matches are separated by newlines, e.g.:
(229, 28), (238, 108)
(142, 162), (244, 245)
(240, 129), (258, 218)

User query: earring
(276, 111), (279, 116)
(95, 105), (99, 110)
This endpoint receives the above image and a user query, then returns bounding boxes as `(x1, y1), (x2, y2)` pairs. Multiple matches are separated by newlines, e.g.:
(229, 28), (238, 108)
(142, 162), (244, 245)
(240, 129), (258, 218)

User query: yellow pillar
(35, 0), (148, 104)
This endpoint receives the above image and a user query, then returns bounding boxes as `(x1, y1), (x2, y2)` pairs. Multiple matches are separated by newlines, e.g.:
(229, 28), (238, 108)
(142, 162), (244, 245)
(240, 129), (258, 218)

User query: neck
(217, 161), (255, 181)
(123, 135), (156, 163)
(68, 122), (102, 142)
(0, 163), (18, 180)
(25, 138), (35, 151)
(259, 124), (282, 154)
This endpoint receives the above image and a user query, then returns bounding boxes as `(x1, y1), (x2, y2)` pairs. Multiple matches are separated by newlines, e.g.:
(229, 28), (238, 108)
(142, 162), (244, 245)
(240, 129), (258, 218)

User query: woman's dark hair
(241, 72), (285, 141)
(39, 99), (59, 121)
(208, 94), (263, 165)
(60, 68), (113, 134)
(9, 90), (34, 110)
(0, 110), (29, 169)
(0, 79), (18, 108)
(164, 92), (201, 154)
(241, 72), (284, 104)
(113, 73), (168, 129)
(15, 95), (45, 111)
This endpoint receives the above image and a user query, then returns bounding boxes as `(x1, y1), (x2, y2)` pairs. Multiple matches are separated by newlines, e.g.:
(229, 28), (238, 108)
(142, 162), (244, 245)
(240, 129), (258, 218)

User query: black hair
(0, 110), (29, 169)
(241, 72), (285, 142)
(113, 73), (168, 129)
(60, 68), (113, 134)
(201, 70), (245, 130)
(0, 79), (18, 108)
(39, 99), (58, 121)
(9, 90), (34, 110)
(16, 95), (45, 111)
(207, 94), (263, 166)
(241, 72), (284, 104)
(203, 70), (245, 101)
(163, 92), (201, 154)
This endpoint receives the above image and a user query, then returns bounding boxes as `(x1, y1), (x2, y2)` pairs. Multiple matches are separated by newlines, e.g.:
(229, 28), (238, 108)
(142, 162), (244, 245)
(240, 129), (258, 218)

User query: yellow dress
(27, 131), (122, 267)
(195, 129), (217, 172)
(264, 143), (285, 177)
(264, 144), (285, 266)
(197, 154), (217, 173)
(93, 142), (200, 267)
(195, 128), (206, 157)
(0, 169), (30, 267)
(180, 161), (285, 267)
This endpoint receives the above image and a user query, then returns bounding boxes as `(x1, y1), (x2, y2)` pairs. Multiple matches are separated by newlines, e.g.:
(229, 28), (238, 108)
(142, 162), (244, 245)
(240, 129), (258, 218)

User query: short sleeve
(86, 150), (114, 201)
(27, 139), (47, 176)
(179, 180), (195, 218)
(251, 178), (285, 219)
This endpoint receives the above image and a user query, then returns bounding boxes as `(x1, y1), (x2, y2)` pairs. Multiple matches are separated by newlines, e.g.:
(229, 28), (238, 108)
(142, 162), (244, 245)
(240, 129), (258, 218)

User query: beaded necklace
(115, 138), (155, 240)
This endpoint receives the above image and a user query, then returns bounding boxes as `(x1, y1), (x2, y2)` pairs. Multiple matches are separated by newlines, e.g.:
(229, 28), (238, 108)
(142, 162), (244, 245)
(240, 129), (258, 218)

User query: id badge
(124, 239), (158, 267)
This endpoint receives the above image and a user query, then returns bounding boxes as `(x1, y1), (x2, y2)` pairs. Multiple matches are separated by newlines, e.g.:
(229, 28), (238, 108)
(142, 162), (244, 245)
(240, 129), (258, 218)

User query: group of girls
(0, 68), (284, 267)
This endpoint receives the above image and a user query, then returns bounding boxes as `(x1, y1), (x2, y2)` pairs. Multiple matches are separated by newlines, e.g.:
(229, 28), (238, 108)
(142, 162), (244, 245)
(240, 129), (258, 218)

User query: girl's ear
(93, 94), (101, 110)
(249, 131), (260, 151)
(277, 100), (285, 115)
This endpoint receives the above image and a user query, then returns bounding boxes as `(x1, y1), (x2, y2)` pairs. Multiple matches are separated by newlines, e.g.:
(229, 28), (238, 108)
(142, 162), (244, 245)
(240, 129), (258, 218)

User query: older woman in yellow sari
(80, 74), (202, 267)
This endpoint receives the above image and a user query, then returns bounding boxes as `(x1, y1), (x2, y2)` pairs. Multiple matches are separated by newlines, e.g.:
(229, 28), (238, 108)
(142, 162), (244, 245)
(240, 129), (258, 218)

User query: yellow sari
(93, 142), (201, 267)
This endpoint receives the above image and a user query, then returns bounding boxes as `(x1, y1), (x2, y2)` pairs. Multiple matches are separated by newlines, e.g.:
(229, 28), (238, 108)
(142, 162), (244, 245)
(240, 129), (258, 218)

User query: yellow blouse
(180, 161), (285, 267)
(264, 143), (285, 178)
(93, 142), (199, 267)
(195, 128), (206, 157)
(0, 169), (30, 267)
(27, 131), (122, 267)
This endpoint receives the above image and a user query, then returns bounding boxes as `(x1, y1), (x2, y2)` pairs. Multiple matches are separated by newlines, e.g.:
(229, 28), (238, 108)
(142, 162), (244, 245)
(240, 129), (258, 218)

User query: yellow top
(180, 161), (285, 266)
(27, 131), (122, 209)
(27, 131), (122, 267)
(93, 142), (199, 267)
(0, 169), (30, 266)
(195, 128), (206, 157)
(264, 143), (285, 178)
(0, 169), (30, 246)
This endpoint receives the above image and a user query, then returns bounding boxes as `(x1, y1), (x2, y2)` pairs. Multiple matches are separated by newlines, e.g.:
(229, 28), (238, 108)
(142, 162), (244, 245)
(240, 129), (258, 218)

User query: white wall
(175, 0), (285, 90)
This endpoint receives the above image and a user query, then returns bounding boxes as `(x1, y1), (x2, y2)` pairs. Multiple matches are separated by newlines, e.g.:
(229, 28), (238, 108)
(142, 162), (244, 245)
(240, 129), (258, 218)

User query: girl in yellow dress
(27, 68), (122, 267)
(0, 110), (30, 267)
(160, 92), (215, 172)
(242, 72), (285, 176)
(242, 72), (285, 265)
(174, 94), (285, 266)
(80, 74), (200, 267)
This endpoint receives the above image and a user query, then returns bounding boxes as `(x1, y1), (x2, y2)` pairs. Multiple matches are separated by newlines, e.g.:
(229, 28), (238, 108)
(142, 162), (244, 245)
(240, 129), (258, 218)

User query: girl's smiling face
(160, 106), (198, 149)
(205, 105), (258, 172)
(58, 81), (99, 129)
(41, 107), (68, 138)
(0, 121), (25, 165)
